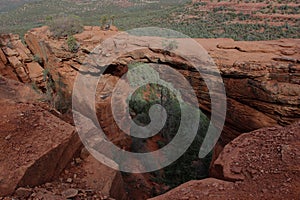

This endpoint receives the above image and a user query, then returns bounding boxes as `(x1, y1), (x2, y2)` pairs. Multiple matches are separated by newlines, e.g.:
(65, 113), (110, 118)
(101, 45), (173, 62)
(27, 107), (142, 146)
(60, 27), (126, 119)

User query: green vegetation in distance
(0, 0), (299, 41)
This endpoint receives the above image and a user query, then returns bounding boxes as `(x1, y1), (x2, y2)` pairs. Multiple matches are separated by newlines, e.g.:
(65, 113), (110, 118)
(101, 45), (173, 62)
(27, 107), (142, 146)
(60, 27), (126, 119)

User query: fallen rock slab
(211, 122), (300, 184)
(26, 62), (44, 83)
(0, 77), (82, 196)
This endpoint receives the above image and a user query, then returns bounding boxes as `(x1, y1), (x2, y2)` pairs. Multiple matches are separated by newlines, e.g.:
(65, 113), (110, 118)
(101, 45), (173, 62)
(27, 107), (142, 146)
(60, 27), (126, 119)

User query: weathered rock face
(0, 77), (82, 196)
(0, 33), (44, 84)
(150, 121), (300, 200)
(200, 38), (300, 159)
(21, 27), (300, 152)
(107, 38), (300, 146)
(23, 26), (119, 91)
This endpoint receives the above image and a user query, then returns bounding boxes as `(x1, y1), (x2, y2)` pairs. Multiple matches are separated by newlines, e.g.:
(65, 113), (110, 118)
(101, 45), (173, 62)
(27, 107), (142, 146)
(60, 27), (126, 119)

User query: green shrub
(67, 35), (79, 53)
(100, 15), (109, 30)
(48, 15), (83, 38)
(128, 82), (212, 188)
(41, 68), (71, 113)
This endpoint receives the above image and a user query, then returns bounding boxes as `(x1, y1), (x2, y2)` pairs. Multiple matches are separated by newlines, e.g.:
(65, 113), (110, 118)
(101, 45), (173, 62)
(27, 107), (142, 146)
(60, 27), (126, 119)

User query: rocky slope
(150, 121), (300, 200)
(0, 76), (126, 200)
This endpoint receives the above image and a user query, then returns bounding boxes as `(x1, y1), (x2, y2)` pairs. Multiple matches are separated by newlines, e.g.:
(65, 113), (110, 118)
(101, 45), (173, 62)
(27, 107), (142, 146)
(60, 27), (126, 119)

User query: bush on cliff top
(67, 35), (79, 53)
(48, 15), (83, 38)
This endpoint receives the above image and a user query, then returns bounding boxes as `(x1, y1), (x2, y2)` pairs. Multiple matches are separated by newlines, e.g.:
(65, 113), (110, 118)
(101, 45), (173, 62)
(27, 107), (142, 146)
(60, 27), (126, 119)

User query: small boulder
(14, 187), (33, 199)
(26, 62), (44, 83)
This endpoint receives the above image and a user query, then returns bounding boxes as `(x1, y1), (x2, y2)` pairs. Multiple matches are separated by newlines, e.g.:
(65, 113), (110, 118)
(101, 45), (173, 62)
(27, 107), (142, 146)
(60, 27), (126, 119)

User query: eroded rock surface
(0, 33), (43, 83)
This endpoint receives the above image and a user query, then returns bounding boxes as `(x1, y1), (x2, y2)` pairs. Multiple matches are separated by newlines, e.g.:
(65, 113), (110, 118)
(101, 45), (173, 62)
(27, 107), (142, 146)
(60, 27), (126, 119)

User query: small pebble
(5, 134), (12, 140)
(62, 188), (78, 198)
(66, 178), (73, 183)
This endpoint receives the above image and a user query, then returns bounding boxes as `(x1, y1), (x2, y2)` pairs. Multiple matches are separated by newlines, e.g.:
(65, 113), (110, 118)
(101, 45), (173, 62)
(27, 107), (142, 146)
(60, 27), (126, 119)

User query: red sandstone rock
(0, 34), (33, 83)
(26, 62), (44, 83)
(7, 56), (30, 82)
(13, 40), (31, 62)
(2, 47), (18, 57)
(151, 121), (300, 200)
(75, 155), (127, 199)
(0, 77), (82, 196)
(0, 48), (8, 65)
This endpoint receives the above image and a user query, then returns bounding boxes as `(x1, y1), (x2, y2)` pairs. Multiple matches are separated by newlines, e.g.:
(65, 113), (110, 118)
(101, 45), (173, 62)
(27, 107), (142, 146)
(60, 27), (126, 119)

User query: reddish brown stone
(0, 77), (81, 196)
(0, 48), (7, 64)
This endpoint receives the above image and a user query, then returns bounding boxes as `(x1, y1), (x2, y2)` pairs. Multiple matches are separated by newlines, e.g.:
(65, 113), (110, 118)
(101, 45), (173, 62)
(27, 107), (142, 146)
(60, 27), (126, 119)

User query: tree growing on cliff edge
(100, 15), (109, 30)
(100, 15), (115, 30)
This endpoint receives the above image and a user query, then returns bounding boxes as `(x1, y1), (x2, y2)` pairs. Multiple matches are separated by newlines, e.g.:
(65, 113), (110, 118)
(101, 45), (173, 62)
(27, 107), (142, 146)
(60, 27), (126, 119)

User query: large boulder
(0, 76), (82, 196)
(210, 122), (300, 182)
(150, 121), (300, 200)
